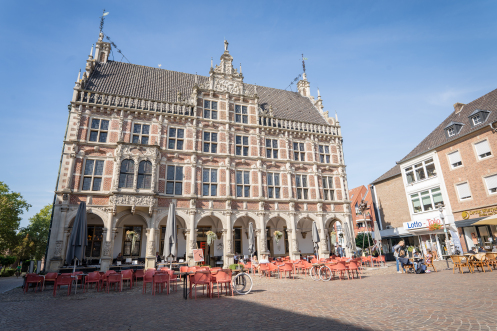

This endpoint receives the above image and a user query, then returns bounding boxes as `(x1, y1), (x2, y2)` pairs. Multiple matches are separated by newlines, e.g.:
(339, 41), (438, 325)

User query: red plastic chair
(152, 273), (170, 295)
(142, 270), (155, 294)
(106, 273), (123, 293)
(347, 260), (361, 279)
(134, 269), (145, 283)
(179, 266), (189, 273)
(53, 274), (73, 297)
(160, 267), (170, 272)
(44, 272), (58, 288)
(279, 263), (294, 279)
(214, 269), (233, 297)
(121, 270), (133, 289)
(71, 271), (84, 289)
(190, 271), (212, 299)
(84, 271), (101, 292)
(101, 270), (117, 289)
(24, 273), (43, 293)
(268, 263), (280, 277)
(335, 261), (349, 280)
(166, 270), (179, 292)
(259, 263), (270, 278)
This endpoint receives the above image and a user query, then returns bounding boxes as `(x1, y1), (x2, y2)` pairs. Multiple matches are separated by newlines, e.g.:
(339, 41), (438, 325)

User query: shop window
(85, 226), (103, 258)
(122, 226), (142, 257)
(234, 227), (242, 255)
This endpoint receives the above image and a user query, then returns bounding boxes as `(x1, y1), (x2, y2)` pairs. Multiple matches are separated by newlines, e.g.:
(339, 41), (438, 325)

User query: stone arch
(195, 211), (225, 229)
(231, 211), (258, 228)
(66, 207), (108, 228)
(156, 213), (188, 260)
(265, 215), (290, 257)
(115, 210), (150, 228)
(325, 216), (347, 255)
(232, 215), (257, 256)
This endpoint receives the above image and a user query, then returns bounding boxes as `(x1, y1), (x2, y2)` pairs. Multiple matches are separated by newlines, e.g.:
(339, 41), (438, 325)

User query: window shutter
(485, 175), (497, 191)
(475, 140), (491, 155)
(456, 183), (472, 199)
(448, 151), (462, 164)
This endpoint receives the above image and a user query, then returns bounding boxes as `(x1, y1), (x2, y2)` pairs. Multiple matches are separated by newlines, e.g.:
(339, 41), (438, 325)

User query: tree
(355, 232), (373, 250)
(0, 182), (31, 252)
(24, 204), (52, 260)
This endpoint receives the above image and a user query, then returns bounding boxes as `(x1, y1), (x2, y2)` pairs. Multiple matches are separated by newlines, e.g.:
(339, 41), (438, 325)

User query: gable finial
(317, 87), (321, 98)
(211, 57), (213, 68)
(89, 44), (94, 58)
(240, 63), (242, 74)
(224, 39), (229, 52)
(77, 68), (81, 81)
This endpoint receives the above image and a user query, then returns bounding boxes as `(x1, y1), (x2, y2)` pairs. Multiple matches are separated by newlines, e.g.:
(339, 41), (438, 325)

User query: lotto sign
(403, 218), (442, 230)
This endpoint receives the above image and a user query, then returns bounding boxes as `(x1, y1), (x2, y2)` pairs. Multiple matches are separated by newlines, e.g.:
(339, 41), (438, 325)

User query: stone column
(186, 210), (196, 266)
(291, 228), (300, 260)
(317, 213), (329, 259)
(223, 212), (234, 268)
(100, 210), (115, 272)
(145, 228), (156, 270)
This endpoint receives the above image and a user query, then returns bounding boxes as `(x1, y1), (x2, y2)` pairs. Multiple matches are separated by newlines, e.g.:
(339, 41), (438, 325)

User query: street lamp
(437, 203), (451, 270)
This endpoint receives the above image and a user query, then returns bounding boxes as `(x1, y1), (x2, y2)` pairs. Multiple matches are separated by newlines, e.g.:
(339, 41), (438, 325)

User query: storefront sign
(404, 218), (442, 230)
(461, 207), (497, 220)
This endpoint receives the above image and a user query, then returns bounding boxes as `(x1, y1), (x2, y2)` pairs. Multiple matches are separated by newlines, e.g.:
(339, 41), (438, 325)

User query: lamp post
(437, 203), (451, 269)
(359, 199), (373, 267)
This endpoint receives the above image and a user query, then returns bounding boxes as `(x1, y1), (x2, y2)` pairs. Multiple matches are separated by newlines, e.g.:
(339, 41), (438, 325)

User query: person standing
(15, 264), (22, 278)
(337, 245), (344, 257)
(393, 240), (405, 274)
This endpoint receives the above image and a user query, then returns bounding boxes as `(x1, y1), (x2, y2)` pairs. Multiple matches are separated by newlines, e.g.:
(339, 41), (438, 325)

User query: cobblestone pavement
(1, 266), (495, 331)
(0, 276), (24, 293)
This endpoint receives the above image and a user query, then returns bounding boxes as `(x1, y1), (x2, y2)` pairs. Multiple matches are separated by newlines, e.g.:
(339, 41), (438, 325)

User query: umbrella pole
(73, 258), (78, 294)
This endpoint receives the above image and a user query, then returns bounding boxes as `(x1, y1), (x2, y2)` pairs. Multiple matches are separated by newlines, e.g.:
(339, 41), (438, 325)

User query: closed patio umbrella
(248, 222), (255, 256)
(374, 222), (382, 254)
(65, 202), (88, 272)
(312, 221), (320, 259)
(163, 202), (177, 269)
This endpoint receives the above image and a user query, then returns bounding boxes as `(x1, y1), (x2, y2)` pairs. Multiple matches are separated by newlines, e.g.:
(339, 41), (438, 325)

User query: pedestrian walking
(393, 240), (405, 274)
(15, 264), (21, 278)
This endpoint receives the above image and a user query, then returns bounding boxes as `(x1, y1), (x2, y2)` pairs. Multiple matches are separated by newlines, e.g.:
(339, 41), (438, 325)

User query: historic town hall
(46, 32), (353, 271)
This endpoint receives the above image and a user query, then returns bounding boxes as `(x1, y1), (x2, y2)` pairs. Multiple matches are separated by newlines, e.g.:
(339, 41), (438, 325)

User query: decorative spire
(240, 63), (242, 74)
(89, 44), (94, 59)
(195, 72), (198, 85)
(254, 84), (258, 95)
(211, 57), (213, 68)
(77, 69), (81, 81)
(317, 88), (321, 98)
(335, 111), (338, 122)
(224, 39), (229, 52)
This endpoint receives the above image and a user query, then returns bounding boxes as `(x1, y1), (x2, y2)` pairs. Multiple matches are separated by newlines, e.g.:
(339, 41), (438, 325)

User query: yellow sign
(462, 207), (497, 220)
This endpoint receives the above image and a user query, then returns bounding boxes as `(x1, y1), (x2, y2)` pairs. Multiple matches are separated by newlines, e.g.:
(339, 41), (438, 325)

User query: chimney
(453, 102), (465, 114)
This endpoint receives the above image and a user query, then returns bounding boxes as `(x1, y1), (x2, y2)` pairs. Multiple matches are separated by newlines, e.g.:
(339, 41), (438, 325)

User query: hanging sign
(193, 249), (204, 263)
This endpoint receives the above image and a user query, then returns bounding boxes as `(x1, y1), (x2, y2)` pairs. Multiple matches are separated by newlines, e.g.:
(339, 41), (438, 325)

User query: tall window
(137, 161), (152, 189)
(456, 182), (472, 200)
(484, 174), (497, 194)
(448, 151), (463, 168)
(85, 226), (103, 258)
(319, 145), (331, 163)
(267, 173), (280, 198)
(295, 174), (308, 199)
(166, 165), (183, 195)
(122, 226), (142, 257)
(132, 123), (150, 145)
(119, 159), (135, 188)
(89, 118), (109, 143)
(203, 100), (218, 119)
(203, 132), (218, 153)
(410, 187), (444, 213)
(266, 139), (278, 158)
(236, 171), (250, 197)
(82, 159), (104, 191)
(235, 135), (249, 156)
(405, 158), (436, 184)
(475, 140), (492, 159)
(235, 105), (248, 124)
(202, 168), (218, 196)
(293, 142), (305, 161)
(322, 176), (334, 200)
(234, 228), (242, 254)
(168, 128), (184, 150)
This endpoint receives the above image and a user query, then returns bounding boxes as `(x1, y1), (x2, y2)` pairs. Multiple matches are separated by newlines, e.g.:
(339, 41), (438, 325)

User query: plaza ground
(1, 262), (495, 331)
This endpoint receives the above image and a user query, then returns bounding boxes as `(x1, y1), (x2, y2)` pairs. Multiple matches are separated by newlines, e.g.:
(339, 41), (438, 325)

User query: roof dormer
(444, 121), (464, 138)
(468, 109), (490, 127)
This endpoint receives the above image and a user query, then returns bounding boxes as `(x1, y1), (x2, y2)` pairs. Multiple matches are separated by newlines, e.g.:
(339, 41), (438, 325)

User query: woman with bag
(393, 240), (405, 274)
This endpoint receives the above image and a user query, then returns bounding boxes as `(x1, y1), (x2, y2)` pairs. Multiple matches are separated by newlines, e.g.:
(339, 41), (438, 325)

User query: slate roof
(371, 87), (497, 185)
(84, 61), (329, 126)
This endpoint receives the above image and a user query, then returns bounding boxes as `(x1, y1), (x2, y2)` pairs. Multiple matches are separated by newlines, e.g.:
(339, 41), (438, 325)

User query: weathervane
(99, 9), (109, 33)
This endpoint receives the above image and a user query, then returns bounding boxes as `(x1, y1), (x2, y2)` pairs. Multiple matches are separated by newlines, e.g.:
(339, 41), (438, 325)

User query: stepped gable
(85, 61), (329, 126)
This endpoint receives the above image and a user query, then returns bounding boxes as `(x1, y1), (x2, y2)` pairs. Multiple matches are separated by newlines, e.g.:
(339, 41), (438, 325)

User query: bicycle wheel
(319, 265), (332, 281)
(310, 266), (320, 281)
(232, 272), (253, 295)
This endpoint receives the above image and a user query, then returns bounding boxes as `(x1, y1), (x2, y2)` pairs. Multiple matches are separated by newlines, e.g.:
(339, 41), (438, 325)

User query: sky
(1, 0), (497, 227)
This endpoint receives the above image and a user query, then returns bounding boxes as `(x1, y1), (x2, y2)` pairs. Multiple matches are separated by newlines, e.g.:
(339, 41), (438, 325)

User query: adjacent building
(46, 33), (354, 272)
(372, 89), (497, 258)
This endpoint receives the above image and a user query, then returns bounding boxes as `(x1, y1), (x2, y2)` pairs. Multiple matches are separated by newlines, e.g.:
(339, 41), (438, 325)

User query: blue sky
(1, 0), (497, 227)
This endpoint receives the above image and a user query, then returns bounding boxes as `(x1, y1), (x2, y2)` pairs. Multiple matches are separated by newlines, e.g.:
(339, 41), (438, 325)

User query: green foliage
(355, 232), (373, 249)
(229, 264), (244, 270)
(407, 246), (414, 252)
(0, 182), (31, 252)
(0, 267), (16, 277)
(14, 204), (52, 261)
(0, 255), (16, 268)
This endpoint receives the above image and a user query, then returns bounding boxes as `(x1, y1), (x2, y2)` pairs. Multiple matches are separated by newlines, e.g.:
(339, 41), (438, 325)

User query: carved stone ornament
(111, 195), (155, 206)
(103, 241), (112, 256)
(293, 239), (299, 251)
(147, 240), (154, 256)
(54, 240), (63, 257)
(213, 79), (241, 94)
(227, 239), (233, 254)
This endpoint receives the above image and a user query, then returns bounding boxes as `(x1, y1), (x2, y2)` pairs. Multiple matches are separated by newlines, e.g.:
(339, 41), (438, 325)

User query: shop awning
(473, 215), (497, 226)
(455, 217), (486, 228)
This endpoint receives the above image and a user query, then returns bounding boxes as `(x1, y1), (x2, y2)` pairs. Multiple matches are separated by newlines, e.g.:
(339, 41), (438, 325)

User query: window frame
(318, 145), (331, 164)
(483, 174), (497, 195)
(266, 172), (281, 199)
(131, 122), (151, 145)
(88, 118), (110, 143)
(265, 138), (279, 159)
(236, 170), (251, 198)
(404, 157), (436, 185)
(235, 135), (249, 156)
(455, 182), (472, 201)
(85, 225), (104, 258)
(472, 114), (481, 126)
(474, 139), (492, 160)
(202, 168), (218, 197)
(122, 225), (143, 257)
(295, 174), (309, 200)
(322, 176), (334, 201)
(137, 160), (153, 190)
(203, 100), (218, 120)
(234, 104), (248, 124)
(118, 159), (135, 189)
(409, 187), (444, 214)
(447, 127), (455, 137)
(81, 158), (105, 191)
(447, 150), (463, 169)
(203, 131), (218, 154)
(293, 142), (306, 162)
(167, 127), (185, 151)
(166, 165), (184, 196)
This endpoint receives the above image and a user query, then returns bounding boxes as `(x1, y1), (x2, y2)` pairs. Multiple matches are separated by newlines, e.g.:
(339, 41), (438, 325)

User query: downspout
(43, 105), (71, 272)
